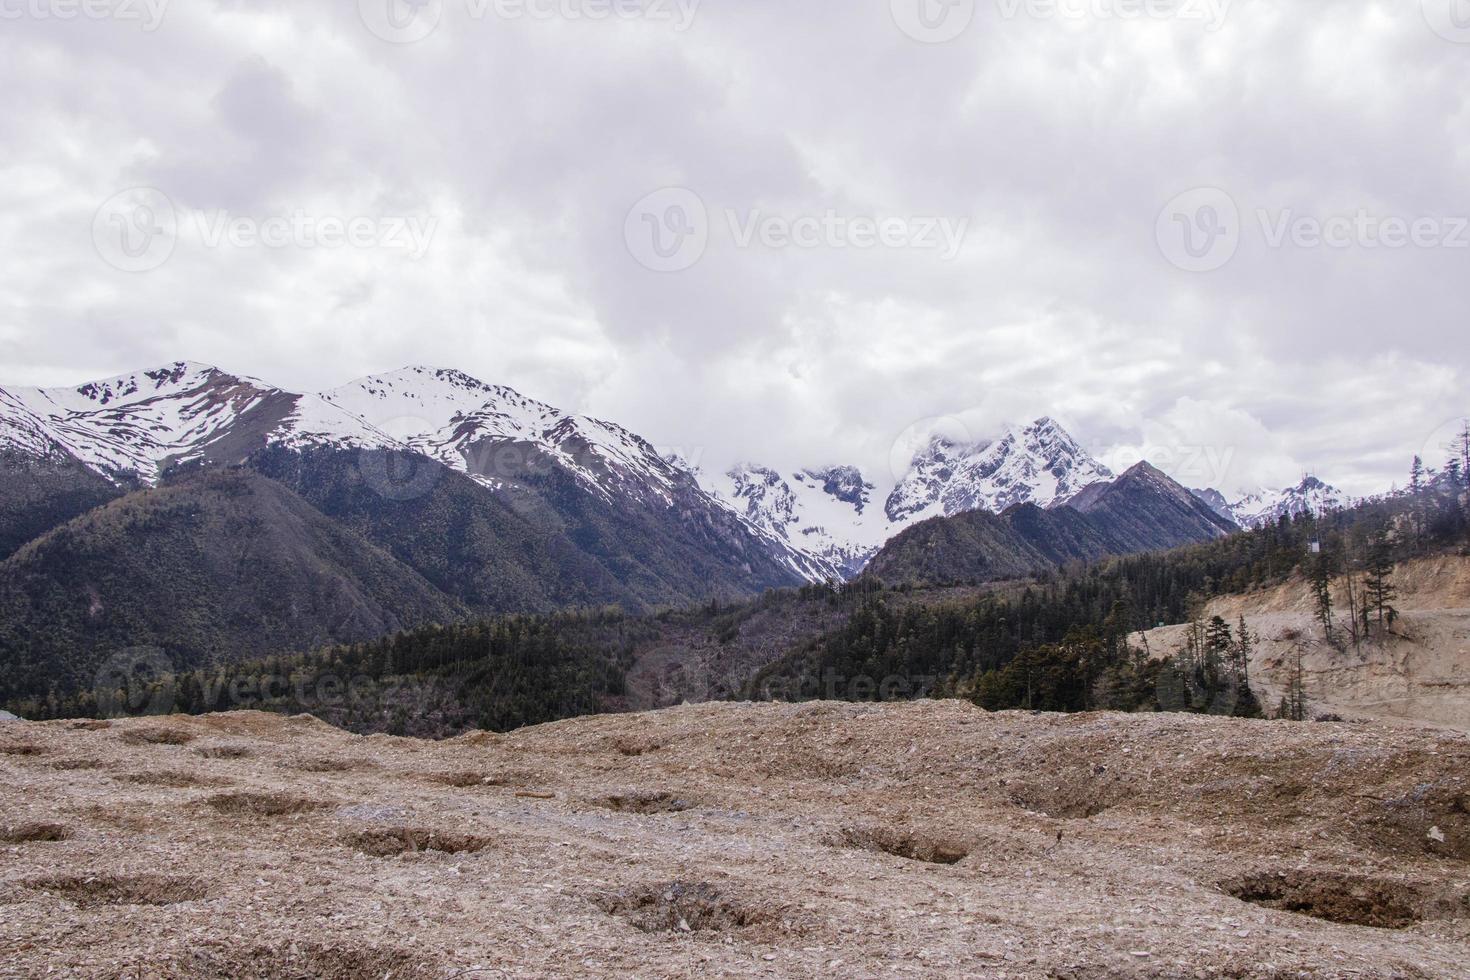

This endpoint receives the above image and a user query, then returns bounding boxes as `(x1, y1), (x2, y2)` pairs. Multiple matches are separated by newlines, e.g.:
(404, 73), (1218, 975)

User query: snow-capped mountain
(0, 362), (395, 485)
(885, 417), (1115, 523)
(702, 464), (887, 580)
(0, 361), (827, 584)
(0, 361), (817, 605)
(1225, 476), (1350, 527)
(0, 363), (1263, 588)
(322, 366), (689, 506)
(697, 417), (1119, 580)
(1187, 476), (1349, 529)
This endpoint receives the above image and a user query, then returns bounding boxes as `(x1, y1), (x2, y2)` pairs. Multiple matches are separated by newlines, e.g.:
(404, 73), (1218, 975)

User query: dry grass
(120, 771), (229, 789)
(837, 825), (970, 865)
(6, 703), (1470, 978)
(1222, 870), (1430, 929)
(194, 745), (254, 759)
(593, 880), (778, 934)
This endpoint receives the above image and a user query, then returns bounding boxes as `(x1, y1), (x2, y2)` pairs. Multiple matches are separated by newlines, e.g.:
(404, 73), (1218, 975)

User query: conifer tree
(1364, 529), (1398, 630)
(1308, 550), (1335, 643)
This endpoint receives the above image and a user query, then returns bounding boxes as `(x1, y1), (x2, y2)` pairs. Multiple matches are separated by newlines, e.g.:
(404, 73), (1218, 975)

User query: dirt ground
(3, 702), (1470, 978)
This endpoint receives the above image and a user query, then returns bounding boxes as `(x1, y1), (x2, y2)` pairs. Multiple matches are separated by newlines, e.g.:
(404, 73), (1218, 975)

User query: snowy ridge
(698, 417), (1121, 580)
(704, 464), (886, 581)
(885, 417), (1115, 523)
(322, 367), (686, 505)
(1226, 476), (1350, 528)
(0, 362), (397, 484)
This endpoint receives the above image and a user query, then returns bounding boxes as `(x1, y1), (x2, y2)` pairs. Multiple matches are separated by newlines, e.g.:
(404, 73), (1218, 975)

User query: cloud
(0, 0), (1464, 499)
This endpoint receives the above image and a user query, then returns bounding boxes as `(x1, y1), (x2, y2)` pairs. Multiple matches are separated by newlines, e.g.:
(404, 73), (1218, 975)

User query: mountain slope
(0, 446), (123, 562)
(317, 368), (807, 597)
(249, 444), (797, 613)
(322, 367), (685, 506)
(0, 467), (464, 709)
(1066, 462), (1238, 550)
(865, 464), (1234, 586)
(706, 464), (887, 581)
(862, 504), (1117, 586)
(0, 363), (805, 618)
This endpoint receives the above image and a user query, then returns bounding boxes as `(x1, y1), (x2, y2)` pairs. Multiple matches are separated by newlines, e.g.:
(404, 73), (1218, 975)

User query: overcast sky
(2, 0), (1467, 498)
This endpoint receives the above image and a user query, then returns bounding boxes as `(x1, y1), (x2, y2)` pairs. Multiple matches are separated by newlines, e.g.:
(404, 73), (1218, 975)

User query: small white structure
(0, 709), (21, 722)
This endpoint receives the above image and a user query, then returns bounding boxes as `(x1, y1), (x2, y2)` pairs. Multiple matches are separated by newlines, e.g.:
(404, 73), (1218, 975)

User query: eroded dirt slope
(3, 703), (1470, 978)
(1137, 555), (1470, 729)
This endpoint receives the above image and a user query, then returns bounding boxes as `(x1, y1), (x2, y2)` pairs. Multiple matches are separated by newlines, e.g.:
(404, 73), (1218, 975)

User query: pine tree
(1229, 615), (1263, 718)
(1457, 420), (1470, 485)
(1364, 529), (1398, 630)
(1285, 648), (1306, 721)
(1408, 455), (1429, 541)
(1308, 549), (1335, 643)
(1205, 616), (1233, 657)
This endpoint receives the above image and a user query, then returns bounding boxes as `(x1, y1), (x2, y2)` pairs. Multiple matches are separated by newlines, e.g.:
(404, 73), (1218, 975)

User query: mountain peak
(0, 361), (397, 484)
(1121, 460), (1167, 480)
(60, 361), (230, 410)
(885, 415), (1112, 524)
(1228, 477), (1349, 528)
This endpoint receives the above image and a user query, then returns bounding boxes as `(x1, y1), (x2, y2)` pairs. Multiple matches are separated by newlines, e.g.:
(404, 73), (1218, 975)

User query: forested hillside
(14, 472), (1465, 733)
(754, 476), (1469, 716)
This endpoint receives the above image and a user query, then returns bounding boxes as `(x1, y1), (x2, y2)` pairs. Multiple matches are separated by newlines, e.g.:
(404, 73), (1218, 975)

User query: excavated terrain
(3, 702), (1470, 978)
(1138, 555), (1470, 730)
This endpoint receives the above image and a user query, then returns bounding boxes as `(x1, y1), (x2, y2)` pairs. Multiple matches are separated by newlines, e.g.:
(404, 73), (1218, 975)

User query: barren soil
(3, 702), (1470, 978)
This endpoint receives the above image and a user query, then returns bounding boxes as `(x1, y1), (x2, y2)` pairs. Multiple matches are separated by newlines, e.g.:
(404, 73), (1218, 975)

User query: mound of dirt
(2, 703), (1470, 977)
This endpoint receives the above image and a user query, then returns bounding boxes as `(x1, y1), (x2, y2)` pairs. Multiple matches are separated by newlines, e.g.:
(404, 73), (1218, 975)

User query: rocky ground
(3, 702), (1470, 978)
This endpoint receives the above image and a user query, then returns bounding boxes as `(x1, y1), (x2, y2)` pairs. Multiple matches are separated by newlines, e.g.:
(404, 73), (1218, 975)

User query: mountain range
(0, 360), (1343, 706)
(1196, 476), (1352, 528)
(697, 416), (1121, 578)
